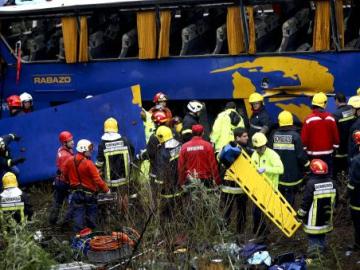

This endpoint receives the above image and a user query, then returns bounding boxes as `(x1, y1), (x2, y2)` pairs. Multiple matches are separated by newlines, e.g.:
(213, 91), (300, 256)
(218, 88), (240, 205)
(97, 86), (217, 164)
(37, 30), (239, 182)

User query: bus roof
(0, 0), (297, 18)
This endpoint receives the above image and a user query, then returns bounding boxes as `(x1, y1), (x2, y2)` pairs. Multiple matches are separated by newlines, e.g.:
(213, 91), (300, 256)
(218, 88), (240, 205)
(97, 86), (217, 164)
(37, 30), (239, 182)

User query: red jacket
(56, 146), (74, 183)
(63, 153), (109, 193)
(178, 136), (221, 186)
(301, 109), (340, 156)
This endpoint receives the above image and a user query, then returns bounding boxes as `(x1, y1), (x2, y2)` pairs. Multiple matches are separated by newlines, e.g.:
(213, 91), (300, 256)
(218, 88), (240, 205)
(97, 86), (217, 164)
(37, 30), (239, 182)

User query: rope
(90, 232), (138, 251)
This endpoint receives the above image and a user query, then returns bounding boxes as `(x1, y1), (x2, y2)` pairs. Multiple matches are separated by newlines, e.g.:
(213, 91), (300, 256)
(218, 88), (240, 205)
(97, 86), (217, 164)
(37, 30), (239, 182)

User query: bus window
(1, 18), (62, 61)
(176, 7), (226, 56)
(88, 11), (138, 59)
(344, 2), (360, 50)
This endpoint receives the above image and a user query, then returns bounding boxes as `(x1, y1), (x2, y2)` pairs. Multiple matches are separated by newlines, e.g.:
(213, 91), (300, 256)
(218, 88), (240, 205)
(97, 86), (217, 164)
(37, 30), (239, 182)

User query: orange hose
(90, 232), (135, 251)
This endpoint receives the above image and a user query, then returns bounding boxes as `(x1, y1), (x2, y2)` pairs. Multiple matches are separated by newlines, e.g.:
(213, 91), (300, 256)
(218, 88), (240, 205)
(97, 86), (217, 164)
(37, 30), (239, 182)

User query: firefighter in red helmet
(297, 159), (336, 256)
(149, 92), (172, 123)
(49, 131), (75, 226)
(6, 95), (24, 117)
(348, 130), (360, 251)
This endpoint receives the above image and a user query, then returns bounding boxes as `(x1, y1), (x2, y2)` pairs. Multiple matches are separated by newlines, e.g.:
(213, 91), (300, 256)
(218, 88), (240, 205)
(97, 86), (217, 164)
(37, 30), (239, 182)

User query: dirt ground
(25, 181), (360, 270)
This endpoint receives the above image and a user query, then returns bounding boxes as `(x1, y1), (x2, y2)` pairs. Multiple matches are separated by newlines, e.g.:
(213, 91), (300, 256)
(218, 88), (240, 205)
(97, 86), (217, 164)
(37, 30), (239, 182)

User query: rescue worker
(63, 139), (110, 232)
(0, 172), (33, 223)
(155, 126), (182, 219)
(0, 133), (25, 177)
(141, 108), (155, 144)
(248, 93), (272, 141)
(182, 100), (204, 143)
(297, 159), (336, 255)
(178, 124), (221, 187)
(211, 101), (245, 154)
(301, 92), (339, 176)
(270, 111), (309, 206)
(348, 130), (360, 251)
(146, 110), (170, 178)
(172, 116), (183, 141)
(6, 95), (24, 117)
(49, 131), (74, 226)
(96, 117), (134, 188)
(333, 93), (355, 179)
(219, 127), (253, 233)
(19, 92), (34, 113)
(348, 96), (360, 161)
(149, 92), (172, 123)
(251, 132), (284, 236)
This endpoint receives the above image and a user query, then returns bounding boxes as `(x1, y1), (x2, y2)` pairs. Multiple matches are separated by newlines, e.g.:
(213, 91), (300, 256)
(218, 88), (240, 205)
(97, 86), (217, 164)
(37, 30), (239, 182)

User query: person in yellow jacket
(141, 108), (155, 144)
(210, 102), (245, 153)
(251, 132), (284, 237)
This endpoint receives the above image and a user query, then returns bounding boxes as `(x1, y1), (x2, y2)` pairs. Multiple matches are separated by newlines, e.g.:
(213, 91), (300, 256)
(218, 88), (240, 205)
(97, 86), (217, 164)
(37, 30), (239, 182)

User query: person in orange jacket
(178, 124), (220, 187)
(63, 139), (109, 232)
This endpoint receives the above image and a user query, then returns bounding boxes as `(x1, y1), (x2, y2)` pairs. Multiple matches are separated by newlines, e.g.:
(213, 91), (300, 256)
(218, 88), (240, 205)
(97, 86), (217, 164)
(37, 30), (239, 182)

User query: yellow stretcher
(226, 151), (301, 237)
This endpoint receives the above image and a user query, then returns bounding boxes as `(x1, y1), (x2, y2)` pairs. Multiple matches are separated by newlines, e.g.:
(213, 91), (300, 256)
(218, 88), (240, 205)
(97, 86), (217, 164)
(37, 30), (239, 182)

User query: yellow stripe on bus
(226, 151), (301, 238)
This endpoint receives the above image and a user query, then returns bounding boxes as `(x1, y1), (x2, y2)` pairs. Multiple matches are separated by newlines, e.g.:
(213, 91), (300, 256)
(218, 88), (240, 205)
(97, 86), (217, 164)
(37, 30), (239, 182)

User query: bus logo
(33, 75), (72, 84)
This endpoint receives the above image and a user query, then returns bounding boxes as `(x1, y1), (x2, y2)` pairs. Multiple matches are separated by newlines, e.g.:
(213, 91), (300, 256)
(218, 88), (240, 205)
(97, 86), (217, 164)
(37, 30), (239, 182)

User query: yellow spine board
(227, 151), (301, 237)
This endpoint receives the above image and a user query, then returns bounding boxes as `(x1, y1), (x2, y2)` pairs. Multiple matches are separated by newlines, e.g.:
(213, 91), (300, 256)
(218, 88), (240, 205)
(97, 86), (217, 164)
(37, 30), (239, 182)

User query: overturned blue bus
(0, 0), (359, 183)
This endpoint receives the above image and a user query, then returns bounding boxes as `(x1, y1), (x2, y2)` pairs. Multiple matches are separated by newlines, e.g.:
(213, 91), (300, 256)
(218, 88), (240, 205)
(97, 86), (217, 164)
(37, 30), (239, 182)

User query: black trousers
(221, 192), (247, 233)
(351, 209), (360, 248)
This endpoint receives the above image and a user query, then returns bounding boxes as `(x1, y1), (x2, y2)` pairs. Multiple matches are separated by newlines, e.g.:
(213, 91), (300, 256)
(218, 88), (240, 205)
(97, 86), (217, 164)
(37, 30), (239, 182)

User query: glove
(12, 157), (26, 165)
(10, 133), (21, 141)
(257, 168), (266, 174)
(296, 209), (306, 222)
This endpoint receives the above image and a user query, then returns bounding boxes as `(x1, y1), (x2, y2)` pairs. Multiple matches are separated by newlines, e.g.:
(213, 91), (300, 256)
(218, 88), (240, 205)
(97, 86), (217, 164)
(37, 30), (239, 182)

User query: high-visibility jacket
(249, 107), (272, 139)
(301, 109), (339, 156)
(63, 153), (109, 193)
(178, 136), (221, 186)
(156, 138), (182, 198)
(298, 175), (336, 234)
(348, 152), (360, 211)
(251, 147), (284, 189)
(143, 110), (155, 143)
(270, 127), (309, 187)
(96, 132), (133, 187)
(211, 108), (245, 153)
(0, 187), (33, 222)
(333, 104), (355, 158)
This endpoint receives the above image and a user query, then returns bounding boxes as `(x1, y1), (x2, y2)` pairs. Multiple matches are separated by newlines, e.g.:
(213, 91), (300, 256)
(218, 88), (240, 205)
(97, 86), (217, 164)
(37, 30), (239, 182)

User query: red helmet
(353, 130), (360, 145)
(59, 131), (73, 143)
(6, 95), (21, 108)
(151, 111), (169, 125)
(153, 92), (167, 104)
(310, 159), (328, 175)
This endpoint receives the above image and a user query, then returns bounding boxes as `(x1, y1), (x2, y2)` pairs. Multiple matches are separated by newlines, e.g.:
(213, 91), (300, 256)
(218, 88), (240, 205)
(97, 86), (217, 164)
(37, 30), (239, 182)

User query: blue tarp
(0, 87), (145, 185)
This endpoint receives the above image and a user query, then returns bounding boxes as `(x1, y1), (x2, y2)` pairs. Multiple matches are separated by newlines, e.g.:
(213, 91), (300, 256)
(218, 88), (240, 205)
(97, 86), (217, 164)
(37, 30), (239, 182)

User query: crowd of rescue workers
(2, 90), (360, 257)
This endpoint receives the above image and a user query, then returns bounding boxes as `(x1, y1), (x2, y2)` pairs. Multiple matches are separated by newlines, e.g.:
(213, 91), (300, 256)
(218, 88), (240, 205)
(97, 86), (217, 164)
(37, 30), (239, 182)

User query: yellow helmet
(278, 110), (293, 127)
(348, 96), (360, 109)
(156, 126), (173, 144)
(312, 92), (327, 108)
(2, 172), (18, 189)
(357, 88), (360, 96)
(252, 132), (267, 147)
(104, 117), (118, 133)
(249, 93), (264, 103)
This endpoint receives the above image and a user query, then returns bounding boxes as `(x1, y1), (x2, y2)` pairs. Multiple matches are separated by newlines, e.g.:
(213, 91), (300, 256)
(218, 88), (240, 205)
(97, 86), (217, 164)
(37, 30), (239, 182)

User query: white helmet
(76, 139), (93, 153)
(187, 100), (203, 113)
(20, 92), (33, 103)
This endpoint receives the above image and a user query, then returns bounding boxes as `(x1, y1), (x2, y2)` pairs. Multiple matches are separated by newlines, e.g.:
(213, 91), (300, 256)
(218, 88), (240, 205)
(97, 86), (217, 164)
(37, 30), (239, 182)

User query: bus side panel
(0, 87), (145, 184)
